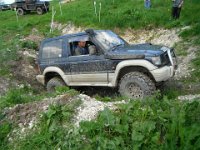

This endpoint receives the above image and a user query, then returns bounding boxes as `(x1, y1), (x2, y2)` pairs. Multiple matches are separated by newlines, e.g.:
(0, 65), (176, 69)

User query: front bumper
(151, 47), (177, 82)
(150, 66), (174, 82)
(36, 75), (45, 85)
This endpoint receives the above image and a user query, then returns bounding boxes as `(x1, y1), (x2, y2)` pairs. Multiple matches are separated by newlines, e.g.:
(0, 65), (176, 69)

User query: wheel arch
(45, 72), (62, 85)
(116, 66), (156, 86)
(117, 66), (155, 83)
(111, 60), (157, 87)
(43, 67), (68, 85)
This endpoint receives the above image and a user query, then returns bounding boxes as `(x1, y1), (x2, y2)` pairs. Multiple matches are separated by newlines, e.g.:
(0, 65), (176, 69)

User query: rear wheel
(119, 72), (156, 99)
(47, 77), (66, 92)
(17, 8), (24, 15)
(36, 7), (43, 15)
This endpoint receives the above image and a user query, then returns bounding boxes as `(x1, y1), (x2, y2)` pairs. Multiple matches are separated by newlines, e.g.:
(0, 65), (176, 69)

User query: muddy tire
(119, 72), (156, 99)
(36, 7), (43, 15)
(17, 8), (24, 15)
(47, 77), (66, 92)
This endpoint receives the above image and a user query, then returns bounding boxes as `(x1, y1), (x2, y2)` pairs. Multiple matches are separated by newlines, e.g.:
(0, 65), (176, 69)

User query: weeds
(78, 98), (200, 149)
(0, 86), (35, 109)
(21, 40), (38, 50)
(9, 97), (200, 150)
(0, 109), (12, 149)
(14, 98), (82, 149)
(0, 120), (12, 149)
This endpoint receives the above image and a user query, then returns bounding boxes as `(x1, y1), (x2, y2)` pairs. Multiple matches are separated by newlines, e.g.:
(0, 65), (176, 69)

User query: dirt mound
(122, 28), (180, 47)
(23, 28), (44, 44)
(4, 94), (73, 128)
(74, 94), (126, 126)
(3, 93), (125, 140)
(0, 77), (18, 96)
(8, 49), (44, 91)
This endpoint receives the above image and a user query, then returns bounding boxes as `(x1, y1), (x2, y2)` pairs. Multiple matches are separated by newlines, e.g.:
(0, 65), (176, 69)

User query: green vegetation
(9, 97), (200, 150)
(11, 98), (82, 149)
(0, 86), (37, 110)
(0, 86), (78, 149)
(0, 120), (12, 149)
(0, 86), (78, 110)
(78, 99), (200, 149)
(179, 23), (200, 82)
(21, 40), (38, 50)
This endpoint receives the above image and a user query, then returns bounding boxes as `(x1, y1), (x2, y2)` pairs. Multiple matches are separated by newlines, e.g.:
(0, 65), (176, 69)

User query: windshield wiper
(112, 44), (124, 51)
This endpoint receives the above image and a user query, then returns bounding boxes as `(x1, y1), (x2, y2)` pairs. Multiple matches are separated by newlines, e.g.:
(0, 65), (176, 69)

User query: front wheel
(46, 77), (66, 92)
(17, 8), (24, 15)
(36, 7), (43, 15)
(119, 72), (156, 99)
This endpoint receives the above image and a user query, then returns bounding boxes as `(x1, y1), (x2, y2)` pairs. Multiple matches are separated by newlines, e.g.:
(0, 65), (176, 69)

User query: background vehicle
(11, 0), (50, 15)
(0, 3), (11, 11)
(36, 29), (177, 99)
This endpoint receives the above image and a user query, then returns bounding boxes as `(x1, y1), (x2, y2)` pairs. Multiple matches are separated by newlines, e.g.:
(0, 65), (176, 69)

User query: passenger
(88, 45), (97, 55)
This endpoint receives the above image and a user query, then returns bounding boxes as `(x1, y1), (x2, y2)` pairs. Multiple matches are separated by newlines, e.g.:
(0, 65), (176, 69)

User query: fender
(43, 67), (71, 85)
(110, 60), (158, 86)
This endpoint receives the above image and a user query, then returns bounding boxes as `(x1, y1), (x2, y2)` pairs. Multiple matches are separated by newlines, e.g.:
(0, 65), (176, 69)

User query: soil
(122, 28), (181, 47)
(0, 77), (18, 95)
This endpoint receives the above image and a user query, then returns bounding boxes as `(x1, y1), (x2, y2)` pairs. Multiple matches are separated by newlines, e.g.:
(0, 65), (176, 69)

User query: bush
(12, 97), (200, 150)
(21, 41), (38, 50)
(78, 98), (200, 149)
(0, 120), (12, 149)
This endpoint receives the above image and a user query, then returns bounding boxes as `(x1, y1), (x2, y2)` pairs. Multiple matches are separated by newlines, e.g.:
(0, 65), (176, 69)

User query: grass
(0, 86), (79, 149)
(8, 96), (200, 150)
(0, 0), (200, 36)
(179, 24), (200, 83)
(10, 98), (82, 150)
(0, 120), (12, 149)
(0, 86), (78, 111)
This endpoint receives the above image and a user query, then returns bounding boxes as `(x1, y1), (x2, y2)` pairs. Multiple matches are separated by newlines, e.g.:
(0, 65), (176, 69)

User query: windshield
(95, 30), (128, 51)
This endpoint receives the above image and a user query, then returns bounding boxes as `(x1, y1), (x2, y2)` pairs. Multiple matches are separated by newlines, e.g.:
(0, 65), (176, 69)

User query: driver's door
(68, 55), (108, 86)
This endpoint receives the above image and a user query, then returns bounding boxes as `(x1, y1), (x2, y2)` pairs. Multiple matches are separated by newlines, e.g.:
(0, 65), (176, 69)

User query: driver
(74, 41), (88, 55)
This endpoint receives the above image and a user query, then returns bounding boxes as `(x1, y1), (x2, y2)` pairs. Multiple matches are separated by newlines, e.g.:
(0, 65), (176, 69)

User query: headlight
(151, 56), (161, 66)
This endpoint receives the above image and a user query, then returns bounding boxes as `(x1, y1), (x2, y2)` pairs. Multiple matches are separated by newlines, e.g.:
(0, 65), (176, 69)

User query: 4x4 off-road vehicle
(0, 4), (11, 11)
(11, 0), (49, 15)
(36, 29), (177, 99)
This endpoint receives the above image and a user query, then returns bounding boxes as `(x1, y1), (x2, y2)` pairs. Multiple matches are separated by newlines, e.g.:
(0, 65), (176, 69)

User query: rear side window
(42, 39), (63, 59)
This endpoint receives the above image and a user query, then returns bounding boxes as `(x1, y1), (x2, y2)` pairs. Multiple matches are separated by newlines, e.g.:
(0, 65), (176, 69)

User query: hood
(105, 43), (164, 60)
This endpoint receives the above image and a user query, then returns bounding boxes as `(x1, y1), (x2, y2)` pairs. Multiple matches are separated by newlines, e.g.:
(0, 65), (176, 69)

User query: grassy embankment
(0, 0), (200, 149)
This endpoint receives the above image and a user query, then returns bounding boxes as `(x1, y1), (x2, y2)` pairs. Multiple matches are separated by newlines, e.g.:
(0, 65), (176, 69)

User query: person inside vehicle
(74, 41), (88, 55)
(88, 45), (97, 55)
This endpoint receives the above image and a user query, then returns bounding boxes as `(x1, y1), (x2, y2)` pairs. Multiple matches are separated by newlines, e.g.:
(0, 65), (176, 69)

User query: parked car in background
(10, 0), (50, 15)
(0, 4), (11, 11)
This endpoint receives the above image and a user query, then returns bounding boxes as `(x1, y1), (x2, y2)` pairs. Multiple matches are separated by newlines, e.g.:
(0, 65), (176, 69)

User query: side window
(68, 35), (98, 56)
(42, 39), (63, 59)
(68, 35), (89, 56)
